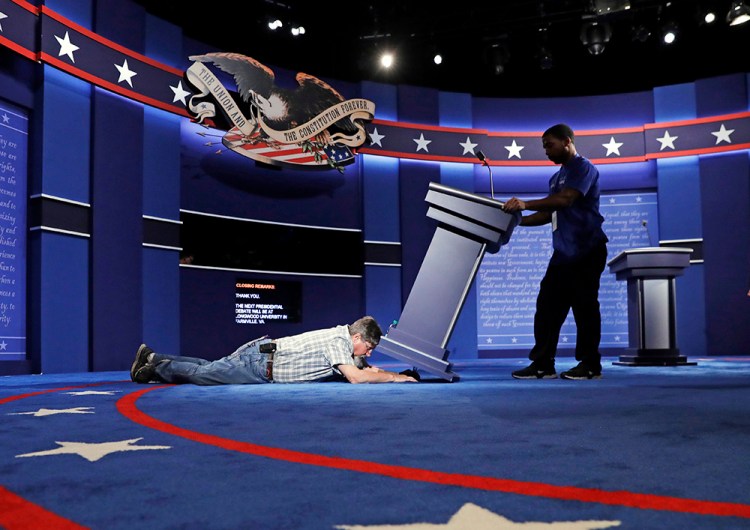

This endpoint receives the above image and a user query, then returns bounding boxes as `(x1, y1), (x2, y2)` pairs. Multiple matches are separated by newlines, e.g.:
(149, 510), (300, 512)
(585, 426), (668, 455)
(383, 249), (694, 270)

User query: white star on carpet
(369, 128), (385, 147)
(16, 438), (171, 462)
(64, 390), (120, 396)
(170, 80), (192, 105)
(9, 407), (94, 417)
(504, 140), (524, 159)
(413, 133), (431, 152)
(115, 59), (137, 87)
(602, 137), (623, 156)
(55, 31), (79, 63)
(459, 136), (478, 155)
(335, 502), (621, 529)
(711, 124), (734, 144)
(656, 130), (678, 150)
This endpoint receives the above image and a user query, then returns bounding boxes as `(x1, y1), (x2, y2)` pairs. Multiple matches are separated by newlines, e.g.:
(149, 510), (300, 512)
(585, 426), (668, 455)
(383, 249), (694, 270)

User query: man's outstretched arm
(338, 364), (417, 383)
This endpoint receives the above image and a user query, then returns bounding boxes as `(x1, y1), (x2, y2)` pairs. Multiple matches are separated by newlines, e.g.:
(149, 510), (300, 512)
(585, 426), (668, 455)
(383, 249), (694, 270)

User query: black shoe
(133, 362), (159, 384)
(131, 344), (154, 382)
(512, 362), (557, 379)
(560, 362), (602, 380)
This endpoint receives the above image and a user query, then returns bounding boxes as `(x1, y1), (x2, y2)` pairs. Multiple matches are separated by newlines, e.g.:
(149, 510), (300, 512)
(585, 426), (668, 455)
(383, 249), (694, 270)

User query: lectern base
(377, 335), (458, 382)
(613, 349), (697, 366)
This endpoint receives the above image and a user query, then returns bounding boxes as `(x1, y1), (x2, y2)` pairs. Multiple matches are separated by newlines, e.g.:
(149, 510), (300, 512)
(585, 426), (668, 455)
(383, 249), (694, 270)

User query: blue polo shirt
(549, 154), (607, 263)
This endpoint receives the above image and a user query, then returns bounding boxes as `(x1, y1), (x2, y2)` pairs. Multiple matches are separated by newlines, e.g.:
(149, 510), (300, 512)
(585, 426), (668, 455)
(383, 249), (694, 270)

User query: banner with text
(0, 99), (27, 361)
(478, 192), (658, 351)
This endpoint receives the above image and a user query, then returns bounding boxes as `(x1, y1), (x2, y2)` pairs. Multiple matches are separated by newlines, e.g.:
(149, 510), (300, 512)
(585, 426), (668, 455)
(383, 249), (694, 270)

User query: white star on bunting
(334, 502), (621, 529)
(16, 438), (171, 462)
(115, 59), (137, 87)
(0, 11), (8, 31)
(602, 136), (623, 156)
(656, 130), (678, 150)
(413, 133), (431, 152)
(55, 31), (79, 63)
(711, 124), (734, 144)
(504, 140), (524, 159)
(459, 136), (478, 155)
(170, 80), (192, 105)
(369, 128), (385, 147)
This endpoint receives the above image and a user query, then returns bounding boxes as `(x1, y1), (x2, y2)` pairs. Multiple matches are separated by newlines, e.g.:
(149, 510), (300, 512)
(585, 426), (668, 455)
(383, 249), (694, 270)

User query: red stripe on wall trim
(119, 386), (750, 520)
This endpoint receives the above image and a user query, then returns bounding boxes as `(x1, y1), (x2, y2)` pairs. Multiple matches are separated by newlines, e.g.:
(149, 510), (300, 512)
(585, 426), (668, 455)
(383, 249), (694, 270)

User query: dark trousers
(529, 241), (608, 368)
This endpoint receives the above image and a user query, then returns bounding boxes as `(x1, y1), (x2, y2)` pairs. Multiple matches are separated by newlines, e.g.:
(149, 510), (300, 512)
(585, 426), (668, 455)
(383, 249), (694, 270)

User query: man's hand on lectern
(503, 197), (526, 213)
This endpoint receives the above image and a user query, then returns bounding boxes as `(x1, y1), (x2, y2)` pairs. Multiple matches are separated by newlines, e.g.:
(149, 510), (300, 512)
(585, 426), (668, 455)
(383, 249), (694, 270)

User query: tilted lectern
(607, 247), (695, 366)
(377, 182), (518, 381)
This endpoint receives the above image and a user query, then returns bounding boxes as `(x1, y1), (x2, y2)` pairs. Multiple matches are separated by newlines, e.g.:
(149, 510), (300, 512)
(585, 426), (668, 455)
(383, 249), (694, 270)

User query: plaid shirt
(271, 325), (355, 383)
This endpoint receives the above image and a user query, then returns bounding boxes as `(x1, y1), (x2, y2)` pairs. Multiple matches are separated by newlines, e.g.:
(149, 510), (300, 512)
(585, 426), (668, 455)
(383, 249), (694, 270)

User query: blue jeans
(153, 337), (272, 385)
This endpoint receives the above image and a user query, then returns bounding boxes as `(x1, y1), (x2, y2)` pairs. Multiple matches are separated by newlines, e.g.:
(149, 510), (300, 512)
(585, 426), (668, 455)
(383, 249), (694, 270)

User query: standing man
(130, 316), (418, 385)
(503, 123), (608, 380)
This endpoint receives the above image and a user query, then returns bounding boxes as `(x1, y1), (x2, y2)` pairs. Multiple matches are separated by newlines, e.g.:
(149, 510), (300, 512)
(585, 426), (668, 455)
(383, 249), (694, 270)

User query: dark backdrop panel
(397, 160), (438, 308)
(180, 268), (365, 358)
(473, 90), (655, 131)
(699, 153), (750, 355)
(91, 90), (144, 371)
(180, 211), (363, 276)
(179, 119), (364, 229)
(696, 73), (748, 116)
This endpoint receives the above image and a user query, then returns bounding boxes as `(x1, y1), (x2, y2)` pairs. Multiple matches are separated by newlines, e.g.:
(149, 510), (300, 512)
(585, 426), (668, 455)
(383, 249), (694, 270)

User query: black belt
(260, 342), (277, 380)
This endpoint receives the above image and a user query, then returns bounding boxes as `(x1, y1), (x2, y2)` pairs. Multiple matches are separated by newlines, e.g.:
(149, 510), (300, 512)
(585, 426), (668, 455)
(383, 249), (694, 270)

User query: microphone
(476, 149), (495, 200)
(641, 219), (653, 247)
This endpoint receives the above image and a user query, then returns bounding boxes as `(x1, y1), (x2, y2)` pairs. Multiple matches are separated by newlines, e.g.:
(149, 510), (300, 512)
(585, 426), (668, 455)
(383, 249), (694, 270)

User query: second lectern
(608, 247), (694, 366)
(377, 182), (518, 381)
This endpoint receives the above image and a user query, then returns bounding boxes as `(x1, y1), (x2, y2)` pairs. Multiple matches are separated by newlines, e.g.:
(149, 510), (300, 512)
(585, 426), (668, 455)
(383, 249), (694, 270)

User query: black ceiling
(137, 0), (750, 98)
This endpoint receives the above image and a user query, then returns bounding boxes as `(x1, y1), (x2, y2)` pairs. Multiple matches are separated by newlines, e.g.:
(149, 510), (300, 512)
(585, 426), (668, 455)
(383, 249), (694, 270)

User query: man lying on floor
(130, 316), (419, 385)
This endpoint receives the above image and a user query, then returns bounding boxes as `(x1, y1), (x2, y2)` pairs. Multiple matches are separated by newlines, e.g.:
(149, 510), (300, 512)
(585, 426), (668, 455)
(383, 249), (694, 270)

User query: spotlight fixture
(704, 11), (716, 23)
(433, 53), (443, 65)
(632, 24), (651, 43)
(267, 19), (283, 30)
(379, 52), (394, 69)
(538, 46), (554, 70)
(487, 42), (510, 75)
(580, 20), (612, 55)
(727, 0), (750, 25)
(290, 26), (305, 36)
(662, 23), (677, 44)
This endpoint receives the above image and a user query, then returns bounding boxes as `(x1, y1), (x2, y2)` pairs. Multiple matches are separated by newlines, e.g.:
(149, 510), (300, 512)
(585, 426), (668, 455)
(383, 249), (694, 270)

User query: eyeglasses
(358, 336), (376, 352)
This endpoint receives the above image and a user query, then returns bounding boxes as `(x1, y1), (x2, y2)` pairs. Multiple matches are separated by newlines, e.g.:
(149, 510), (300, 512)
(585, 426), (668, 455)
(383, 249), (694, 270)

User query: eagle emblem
(184, 52), (375, 171)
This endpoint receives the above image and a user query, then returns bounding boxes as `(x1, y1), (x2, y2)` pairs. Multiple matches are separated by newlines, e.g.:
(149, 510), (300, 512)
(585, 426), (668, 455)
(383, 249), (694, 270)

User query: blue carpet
(1, 357), (749, 529)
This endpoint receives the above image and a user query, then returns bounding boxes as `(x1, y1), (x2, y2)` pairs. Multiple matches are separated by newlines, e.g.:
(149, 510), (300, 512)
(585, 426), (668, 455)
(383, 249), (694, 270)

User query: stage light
(632, 24), (651, 42)
(580, 20), (612, 55)
(538, 46), (554, 70)
(268, 19), (283, 31)
(662, 23), (677, 44)
(487, 42), (510, 75)
(704, 11), (716, 23)
(727, 1), (750, 25)
(380, 52), (394, 68)
(291, 26), (305, 36)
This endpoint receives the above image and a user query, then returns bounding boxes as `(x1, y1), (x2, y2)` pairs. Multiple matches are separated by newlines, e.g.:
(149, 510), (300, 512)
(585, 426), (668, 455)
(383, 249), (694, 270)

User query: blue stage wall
(2, 0), (749, 374)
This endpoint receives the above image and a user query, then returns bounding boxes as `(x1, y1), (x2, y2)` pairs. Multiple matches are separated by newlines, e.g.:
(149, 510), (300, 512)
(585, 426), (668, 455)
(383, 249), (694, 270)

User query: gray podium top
(425, 182), (516, 253)
(608, 247), (693, 280)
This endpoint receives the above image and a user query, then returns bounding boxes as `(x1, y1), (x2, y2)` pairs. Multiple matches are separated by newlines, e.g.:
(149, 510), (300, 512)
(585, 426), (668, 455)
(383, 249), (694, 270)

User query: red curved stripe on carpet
(118, 386), (750, 519)
(0, 486), (88, 530)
